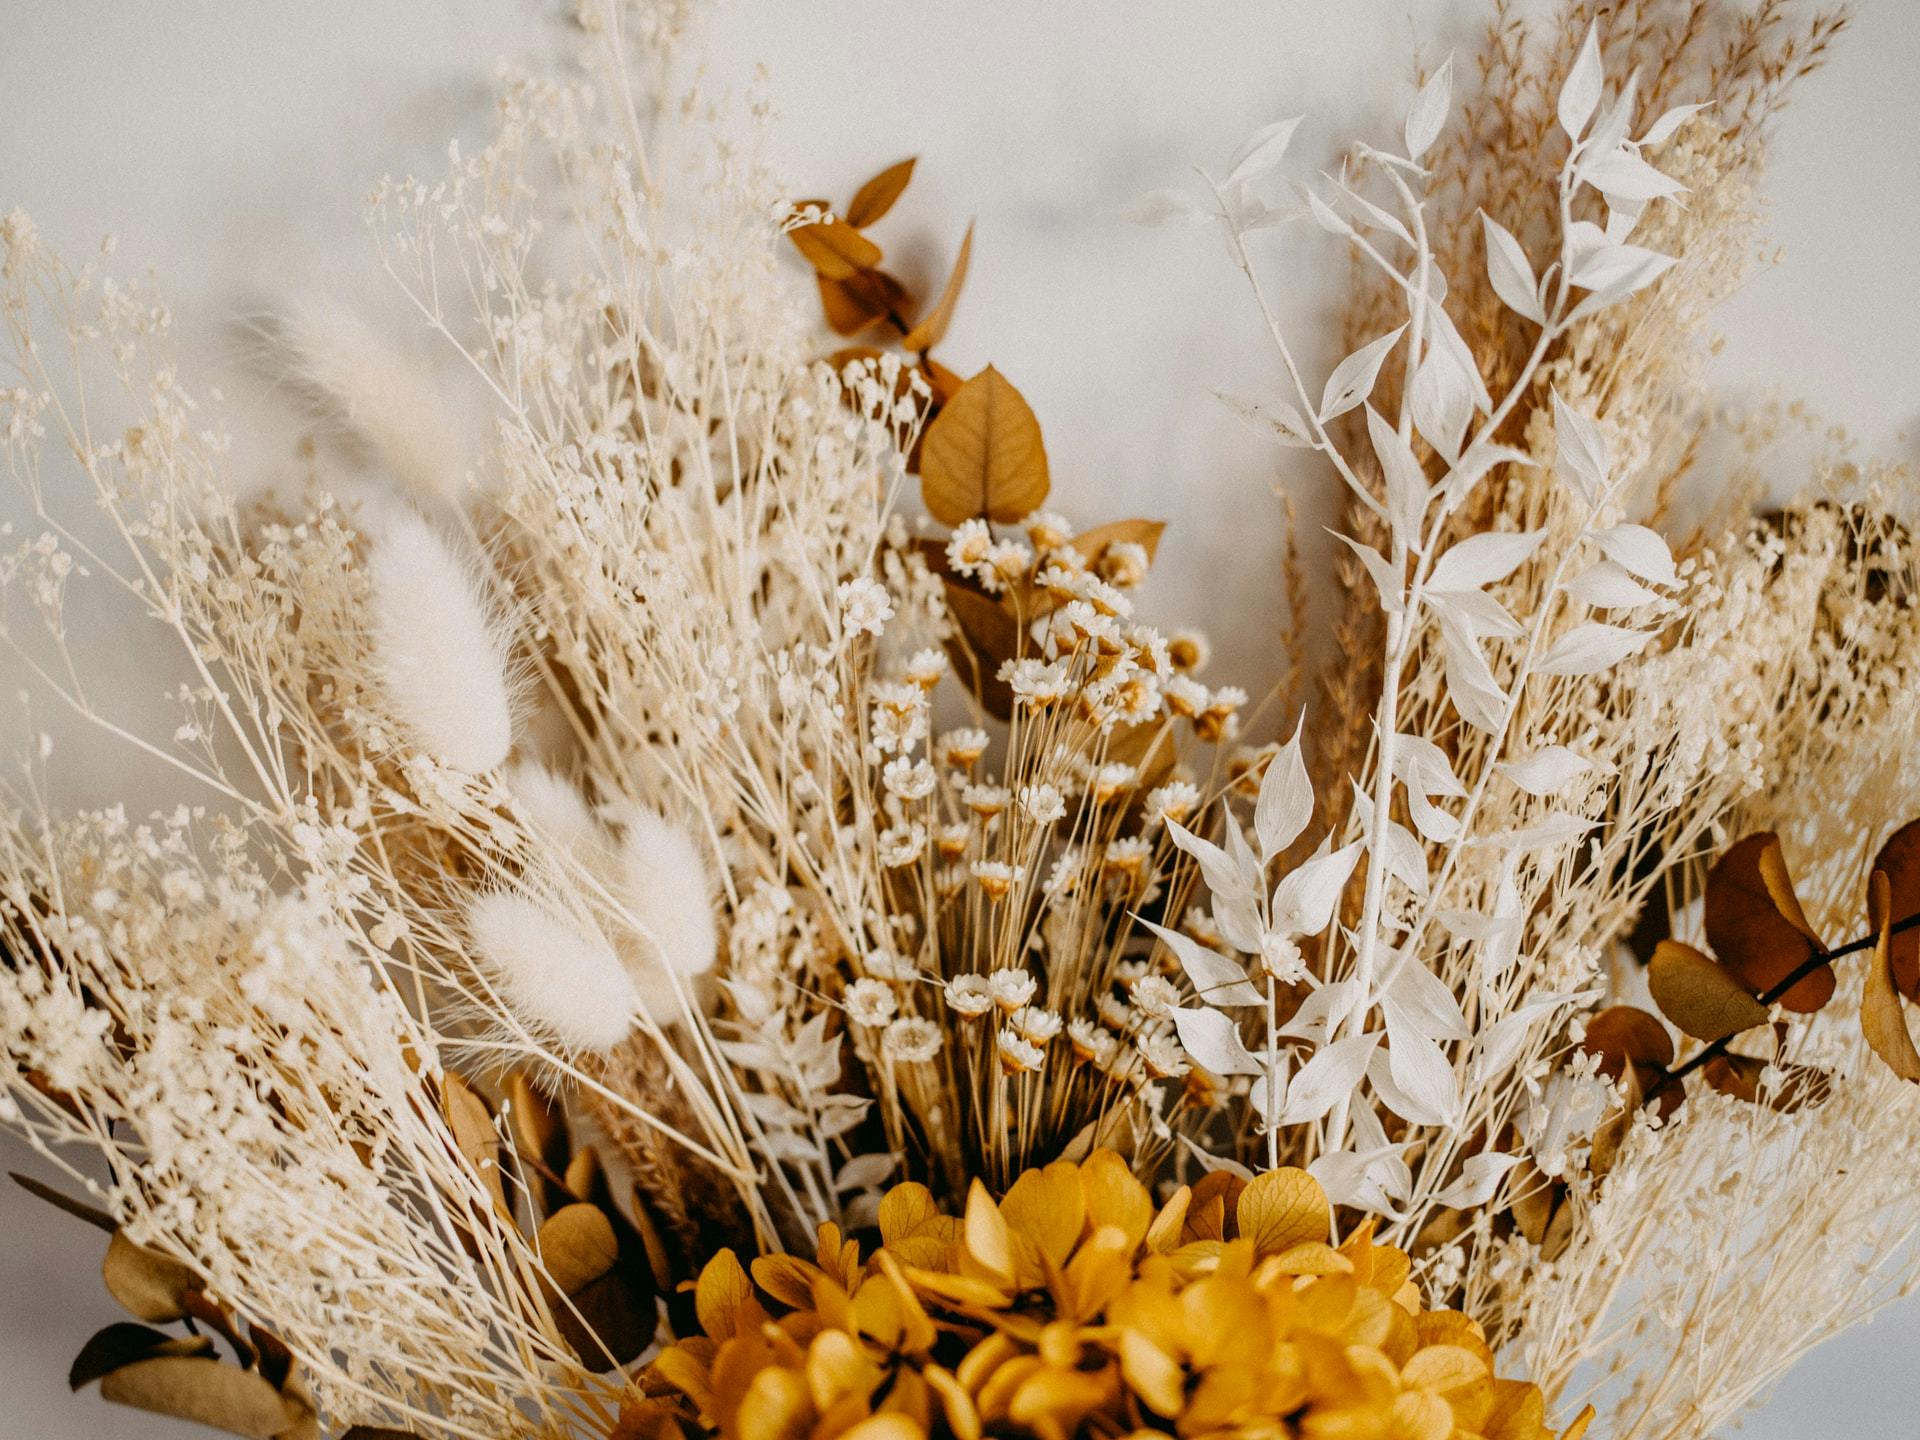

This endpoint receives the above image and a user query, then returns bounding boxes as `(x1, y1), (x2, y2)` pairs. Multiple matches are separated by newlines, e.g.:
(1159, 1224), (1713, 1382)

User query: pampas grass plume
(465, 890), (638, 1053)
(614, 809), (719, 1018)
(506, 760), (597, 850)
(369, 511), (514, 772)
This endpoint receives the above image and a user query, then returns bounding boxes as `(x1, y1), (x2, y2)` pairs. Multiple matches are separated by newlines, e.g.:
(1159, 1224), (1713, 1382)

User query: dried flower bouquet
(2, 2), (1913, 1439)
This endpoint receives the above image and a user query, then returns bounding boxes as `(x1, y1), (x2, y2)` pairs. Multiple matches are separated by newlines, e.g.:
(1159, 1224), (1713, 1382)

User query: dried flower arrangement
(1, 2), (1910, 1439)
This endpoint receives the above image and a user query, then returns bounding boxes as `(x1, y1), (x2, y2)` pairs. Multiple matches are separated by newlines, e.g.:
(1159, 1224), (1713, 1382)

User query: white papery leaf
(1140, 917), (1263, 1005)
(1438, 616), (1508, 733)
(1393, 732), (1466, 797)
(1498, 745), (1599, 797)
(1164, 818), (1250, 903)
(1320, 326), (1406, 419)
(1593, 522), (1679, 586)
(1270, 841), (1363, 937)
(1279, 1031), (1380, 1124)
(1309, 1144), (1409, 1218)
(1551, 391), (1610, 505)
(1335, 533), (1404, 613)
(1409, 348), (1472, 465)
(1424, 300), (1493, 413)
(1218, 390), (1315, 448)
(1213, 890), (1265, 955)
(1123, 188), (1214, 227)
(1248, 1050), (1291, 1124)
(1404, 55), (1453, 160)
(1427, 528), (1546, 593)
(1365, 405), (1431, 542)
(1640, 102), (1709, 146)
(835, 1153), (897, 1191)
(1306, 185), (1355, 237)
(1328, 176), (1414, 246)
(1227, 115), (1305, 187)
(1440, 441), (1534, 507)
(1278, 979), (1360, 1041)
(1428, 586), (1521, 640)
(1255, 719), (1314, 861)
(1570, 241), (1675, 294)
(1580, 148), (1686, 203)
(1173, 1006), (1265, 1076)
(1567, 559), (1660, 609)
(1558, 23), (1604, 141)
(1407, 789), (1461, 844)
(1474, 810), (1594, 853)
(1381, 818), (1429, 897)
(1387, 960), (1471, 1041)
(1537, 621), (1654, 675)
(1379, 1006), (1459, 1126)
(1473, 990), (1595, 1077)
(1605, 198), (1645, 244)
(1587, 68), (1639, 159)
(1432, 1152), (1522, 1209)
(1480, 212), (1544, 324)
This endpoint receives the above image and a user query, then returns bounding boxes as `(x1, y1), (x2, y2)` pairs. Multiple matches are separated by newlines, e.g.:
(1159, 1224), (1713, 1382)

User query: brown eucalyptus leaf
(819, 269), (915, 337)
(1757, 838), (1823, 946)
(1701, 1053), (1832, 1112)
(919, 366), (1049, 525)
(1068, 517), (1167, 568)
(536, 1203), (656, 1369)
(846, 157), (916, 228)
(942, 580), (1019, 721)
(1704, 833), (1833, 1013)
(900, 222), (973, 353)
(1647, 940), (1769, 1042)
(103, 1230), (202, 1322)
(97, 1354), (296, 1440)
(787, 217), (883, 280)
(921, 358), (964, 406)
(1579, 1006), (1673, 1077)
(440, 1073), (506, 1211)
(69, 1323), (207, 1390)
(508, 1071), (571, 1217)
(1861, 870), (1920, 1082)
(11, 1170), (115, 1231)
(1871, 819), (1920, 998)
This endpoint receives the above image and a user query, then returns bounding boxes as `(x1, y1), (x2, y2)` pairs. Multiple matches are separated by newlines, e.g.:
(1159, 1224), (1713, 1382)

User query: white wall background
(0, 1), (1916, 1435)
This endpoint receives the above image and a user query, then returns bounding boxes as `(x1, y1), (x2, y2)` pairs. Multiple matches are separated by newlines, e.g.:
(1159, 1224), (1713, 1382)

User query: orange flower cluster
(635, 1153), (1589, 1440)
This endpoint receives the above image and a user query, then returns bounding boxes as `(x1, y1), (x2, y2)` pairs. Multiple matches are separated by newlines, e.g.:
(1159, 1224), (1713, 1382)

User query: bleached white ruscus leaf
(1334, 533), (1404, 613)
(1166, 816), (1263, 952)
(1319, 325), (1406, 419)
(1639, 101), (1710, 146)
(1558, 22), (1604, 142)
(1439, 440), (1534, 507)
(1139, 916), (1263, 1007)
(1592, 522), (1679, 587)
(1279, 979), (1360, 1042)
(1387, 961), (1471, 1042)
(1306, 185), (1355, 238)
(1431, 1152), (1523, 1209)
(1255, 717), (1313, 861)
(1269, 840), (1364, 938)
(1374, 1014), (1458, 1127)
(1403, 54), (1453, 160)
(1586, 66), (1641, 159)
(1279, 1031), (1380, 1124)
(1392, 732), (1466, 799)
(1409, 348), (1473, 466)
(1567, 560), (1660, 610)
(1326, 176), (1414, 247)
(1248, 1049), (1291, 1124)
(1580, 149), (1686, 205)
(1173, 1006), (1265, 1076)
(1435, 611), (1509, 733)
(1551, 391), (1610, 505)
(1426, 528), (1546, 594)
(1479, 212), (1544, 324)
(1217, 390), (1314, 448)
(1364, 405), (1430, 543)
(1570, 241), (1676, 296)
(1498, 745), (1602, 797)
(1536, 621), (1655, 676)
(1226, 115), (1304, 187)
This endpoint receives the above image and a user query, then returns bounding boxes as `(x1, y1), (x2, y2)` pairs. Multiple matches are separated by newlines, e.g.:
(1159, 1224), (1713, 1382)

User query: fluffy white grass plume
(613, 809), (719, 1020)
(368, 511), (514, 771)
(505, 760), (598, 850)
(465, 889), (638, 1053)
(277, 292), (469, 501)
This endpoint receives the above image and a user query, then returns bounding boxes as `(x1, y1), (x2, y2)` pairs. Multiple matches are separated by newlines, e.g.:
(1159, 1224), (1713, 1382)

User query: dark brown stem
(1662, 908), (1920, 1088)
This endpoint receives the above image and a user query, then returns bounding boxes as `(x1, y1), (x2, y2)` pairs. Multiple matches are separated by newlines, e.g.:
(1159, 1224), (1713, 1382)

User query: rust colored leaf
(942, 580), (1019, 720)
(919, 366), (1049, 525)
(1579, 1005), (1673, 1078)
(1861, 870), (1920, 1082)
(1871, 819), (1920, 998)
(846, 157), (917, 228)
(1704, 833), (1833, 1013)
(1701, 1053), (1832, 1112)
(1068, 517), (1167, 569)
(901, 222), (974, 352)
(440, 1073), (507, 1211)
(819, 269), (915, 337)
(787, 215), (883, 280)
(1647, 940), (1769, 1042)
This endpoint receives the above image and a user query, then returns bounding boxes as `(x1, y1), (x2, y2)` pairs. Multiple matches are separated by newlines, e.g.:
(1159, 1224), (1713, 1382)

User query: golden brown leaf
(941, 580), (1019, 720)
(537, 1204), (655, 1369)
(1704, 833), (1833, 1012)
(97, 1355), (295, 1440)
(1871, 819), (1920, 998)
(1067, 517), (1167, 568)
(818, 270), (915, 337)
(901, 222), (973, 353)
(1579, 1005), (1673, 1077)
(919, 366), (1049, 525)
(1862, 870), (1920, 1082)
(1701, 1052), (1832, 1112)
(1647, 940), (1770, 1042)
(787, 216), (883, 281)
(440, 1074), (506, 1212)
(102, 1231), (202, 1323)
(845, 157), (916, 229)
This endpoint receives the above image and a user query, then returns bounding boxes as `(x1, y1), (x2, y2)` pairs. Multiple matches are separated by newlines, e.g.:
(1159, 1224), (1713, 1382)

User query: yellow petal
(1400, 1343), (1489, 1395)
(1080, 1149), (1153, 1251)
(1144, 1185), (1191, 1254)
(1000, 1161), (1087, 1271)
(1119, 1330), (1185, 1417)
(924, 1366), (982, 1440)
(962, 1180), (1017, 1289)
(735, 1366), (812, 1440)
(753, 1254), (826, 1311)
(1237, 1167), (1331, 1256)
(805, 1330), (880, 1412)
(696, 1250), (759, 1341)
